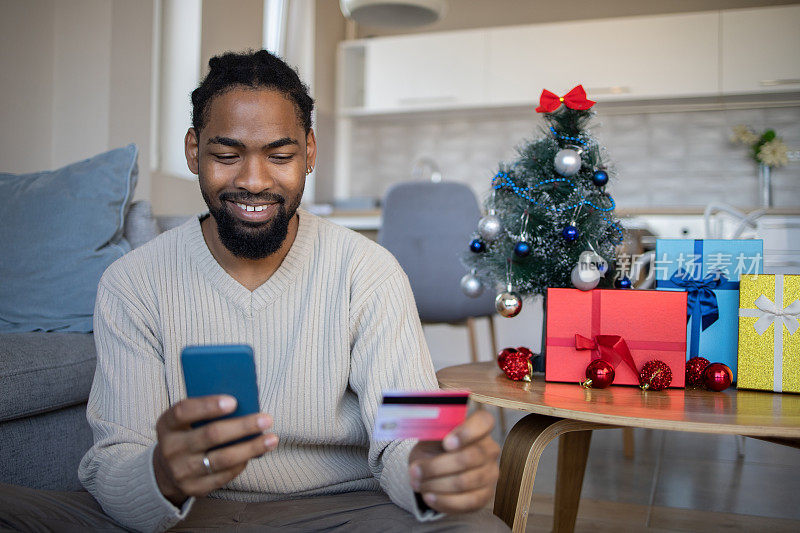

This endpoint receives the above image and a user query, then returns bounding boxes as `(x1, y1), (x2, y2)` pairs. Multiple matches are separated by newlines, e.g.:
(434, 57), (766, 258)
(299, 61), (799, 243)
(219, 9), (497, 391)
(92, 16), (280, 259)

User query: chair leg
(465, 317), (485, 412)
(485, 315), (507, 435)
(622, 427), (635, 459)
(466, 317), (480, 364)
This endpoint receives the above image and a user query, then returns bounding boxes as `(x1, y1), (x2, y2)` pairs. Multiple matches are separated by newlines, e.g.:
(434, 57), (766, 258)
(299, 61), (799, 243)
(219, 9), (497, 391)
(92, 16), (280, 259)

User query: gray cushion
(0, 333), (96, 422)
(124, 200), (160, 249)
(0, 144), (138, 333)
(378, 181), (496, 323)
(0, 403), (93, 490)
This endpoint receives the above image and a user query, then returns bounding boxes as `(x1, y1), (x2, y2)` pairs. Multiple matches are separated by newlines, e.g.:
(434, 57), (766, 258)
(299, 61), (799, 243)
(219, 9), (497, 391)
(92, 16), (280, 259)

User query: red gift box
(545, 288), (688, 388)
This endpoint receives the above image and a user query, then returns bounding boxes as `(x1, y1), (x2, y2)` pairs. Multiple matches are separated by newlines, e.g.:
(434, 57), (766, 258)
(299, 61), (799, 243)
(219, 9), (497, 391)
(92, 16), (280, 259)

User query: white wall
(51, 0), (112, 170)
(0, 0), (55, 174)
(109, 0), (157, 201)
(0, 0), (155, 200)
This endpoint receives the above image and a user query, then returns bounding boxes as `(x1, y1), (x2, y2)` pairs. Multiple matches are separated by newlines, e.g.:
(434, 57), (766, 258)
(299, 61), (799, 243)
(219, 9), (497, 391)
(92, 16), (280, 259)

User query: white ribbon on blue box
(654, 239), (764, 380)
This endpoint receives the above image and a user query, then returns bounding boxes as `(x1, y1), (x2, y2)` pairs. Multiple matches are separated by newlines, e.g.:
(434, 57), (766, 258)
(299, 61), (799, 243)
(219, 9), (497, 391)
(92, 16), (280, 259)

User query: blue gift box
(654, 239), (764, 380)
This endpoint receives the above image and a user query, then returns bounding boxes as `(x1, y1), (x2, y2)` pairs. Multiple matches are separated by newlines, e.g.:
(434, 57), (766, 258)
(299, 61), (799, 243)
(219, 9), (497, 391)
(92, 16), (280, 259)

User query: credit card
(373, 390), (470, 441)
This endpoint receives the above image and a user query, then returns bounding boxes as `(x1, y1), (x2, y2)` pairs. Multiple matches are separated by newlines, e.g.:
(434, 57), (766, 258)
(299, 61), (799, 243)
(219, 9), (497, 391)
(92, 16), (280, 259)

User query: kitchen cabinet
(486, 13), (719, 104)
(721, 5), (800, 95)
(338, 6), (800, 116)
(362, 29), (487, 112)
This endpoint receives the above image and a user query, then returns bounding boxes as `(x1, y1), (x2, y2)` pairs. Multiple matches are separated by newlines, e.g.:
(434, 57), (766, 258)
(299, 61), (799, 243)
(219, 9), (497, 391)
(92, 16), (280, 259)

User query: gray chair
(378, 181), (506, 433)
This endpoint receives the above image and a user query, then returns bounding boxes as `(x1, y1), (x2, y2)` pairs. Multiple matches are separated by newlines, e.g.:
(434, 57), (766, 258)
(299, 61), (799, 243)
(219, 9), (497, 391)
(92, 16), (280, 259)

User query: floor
(487, 407), (800, 532)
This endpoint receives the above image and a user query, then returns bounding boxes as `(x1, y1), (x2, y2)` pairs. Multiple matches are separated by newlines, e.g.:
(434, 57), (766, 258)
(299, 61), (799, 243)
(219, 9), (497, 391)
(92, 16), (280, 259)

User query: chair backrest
(378, 181), (496, 323)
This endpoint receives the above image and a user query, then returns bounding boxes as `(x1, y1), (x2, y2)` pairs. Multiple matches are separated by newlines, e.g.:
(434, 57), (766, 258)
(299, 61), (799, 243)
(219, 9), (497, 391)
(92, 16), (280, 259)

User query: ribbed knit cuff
(145, 444), (195, 530)
(124, 444), (195, 532)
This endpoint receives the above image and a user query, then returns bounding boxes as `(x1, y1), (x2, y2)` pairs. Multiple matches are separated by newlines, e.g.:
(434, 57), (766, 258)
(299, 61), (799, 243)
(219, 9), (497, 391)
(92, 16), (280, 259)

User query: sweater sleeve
(78, 277), (193, 532)
(348, 267), (443, 522)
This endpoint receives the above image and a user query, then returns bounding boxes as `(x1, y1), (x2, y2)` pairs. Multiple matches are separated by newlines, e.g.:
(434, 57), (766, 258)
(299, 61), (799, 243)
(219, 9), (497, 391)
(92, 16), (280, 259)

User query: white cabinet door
(364, 30), (487, 111)
(721, 5), (800, 95)
(486, 13), (720, 105)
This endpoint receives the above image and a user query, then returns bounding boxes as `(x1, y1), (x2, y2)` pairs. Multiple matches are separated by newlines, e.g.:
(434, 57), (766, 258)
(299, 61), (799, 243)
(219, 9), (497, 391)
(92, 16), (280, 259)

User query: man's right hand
(153, 395), (278, 507)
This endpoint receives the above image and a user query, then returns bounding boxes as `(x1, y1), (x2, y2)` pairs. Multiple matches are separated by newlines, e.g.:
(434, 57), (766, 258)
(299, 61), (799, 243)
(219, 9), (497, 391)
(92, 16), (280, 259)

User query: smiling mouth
(225, 199), (281, 222)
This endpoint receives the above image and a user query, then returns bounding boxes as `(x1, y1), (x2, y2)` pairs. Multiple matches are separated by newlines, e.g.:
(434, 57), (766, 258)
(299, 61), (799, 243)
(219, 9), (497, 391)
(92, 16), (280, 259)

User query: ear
(305, 128), (317, 171)
(185, 128), (200, 175)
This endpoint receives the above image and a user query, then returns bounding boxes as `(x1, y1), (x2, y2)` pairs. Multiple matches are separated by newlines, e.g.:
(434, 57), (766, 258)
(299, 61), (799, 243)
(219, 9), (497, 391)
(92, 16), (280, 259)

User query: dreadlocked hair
(191, 49), (314, 134)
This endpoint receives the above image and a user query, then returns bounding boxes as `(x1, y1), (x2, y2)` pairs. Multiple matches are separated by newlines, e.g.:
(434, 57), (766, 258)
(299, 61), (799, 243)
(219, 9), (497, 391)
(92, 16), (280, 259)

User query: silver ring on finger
(202, 455), (213, 475)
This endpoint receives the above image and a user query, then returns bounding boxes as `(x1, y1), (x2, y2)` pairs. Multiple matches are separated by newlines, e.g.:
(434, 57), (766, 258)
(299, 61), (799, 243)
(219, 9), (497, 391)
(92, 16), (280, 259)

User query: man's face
(185, 87), (315, 260)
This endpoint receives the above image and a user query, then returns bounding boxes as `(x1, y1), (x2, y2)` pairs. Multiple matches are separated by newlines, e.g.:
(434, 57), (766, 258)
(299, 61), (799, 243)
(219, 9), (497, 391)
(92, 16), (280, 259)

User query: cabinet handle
(397, 96), (457, 105)
(584, 86), (631, 95)
(760, 79), (800, 86)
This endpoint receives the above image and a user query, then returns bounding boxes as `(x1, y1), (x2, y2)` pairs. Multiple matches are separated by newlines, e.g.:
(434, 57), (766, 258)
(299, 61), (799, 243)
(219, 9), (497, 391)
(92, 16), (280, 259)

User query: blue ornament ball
(615, 276), (632, 289)
(514, 241), (531, 257)
(469, 239), (486, 253)
(592, 170), (609, 186)
(562, 225), (579, 242)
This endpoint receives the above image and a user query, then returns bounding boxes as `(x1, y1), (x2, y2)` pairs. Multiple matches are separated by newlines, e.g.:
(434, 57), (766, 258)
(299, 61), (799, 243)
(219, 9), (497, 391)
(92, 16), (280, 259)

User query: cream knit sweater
(79, 210), (440, 532)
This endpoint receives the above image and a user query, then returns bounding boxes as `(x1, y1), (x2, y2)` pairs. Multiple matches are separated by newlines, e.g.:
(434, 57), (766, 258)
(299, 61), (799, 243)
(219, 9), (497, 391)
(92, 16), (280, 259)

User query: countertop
(316, 207), (800, 231)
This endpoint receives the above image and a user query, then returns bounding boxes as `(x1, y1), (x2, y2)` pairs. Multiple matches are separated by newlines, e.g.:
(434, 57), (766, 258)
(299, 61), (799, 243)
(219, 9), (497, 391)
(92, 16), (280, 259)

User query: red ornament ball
(501, 353), (532, 381)
(685, 357), (710, 388)
(703, 362), (733, 392)
(497, 347), (518, 369)
(581, 360), (615, 389)
(639, 360), (673, 391)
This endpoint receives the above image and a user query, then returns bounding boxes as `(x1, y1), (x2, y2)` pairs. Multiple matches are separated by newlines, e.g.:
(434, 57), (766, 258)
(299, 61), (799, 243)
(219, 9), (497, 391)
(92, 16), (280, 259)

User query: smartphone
(180, 344), (261, 449)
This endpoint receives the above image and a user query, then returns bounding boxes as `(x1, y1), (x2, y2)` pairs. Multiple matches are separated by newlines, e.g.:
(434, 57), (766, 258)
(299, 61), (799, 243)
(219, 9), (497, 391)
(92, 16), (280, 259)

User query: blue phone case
(181, 344), (260, 448)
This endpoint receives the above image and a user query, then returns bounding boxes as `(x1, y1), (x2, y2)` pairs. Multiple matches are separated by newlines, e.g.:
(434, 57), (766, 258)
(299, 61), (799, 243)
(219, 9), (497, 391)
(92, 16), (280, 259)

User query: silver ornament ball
(578, 251), (608, 279)
(478, 214), (503, 241)
(554, 148), (582, 177)
(495, 291), (523, 317)
(460, 273), (484, 298)
(571, 265), (600, 291)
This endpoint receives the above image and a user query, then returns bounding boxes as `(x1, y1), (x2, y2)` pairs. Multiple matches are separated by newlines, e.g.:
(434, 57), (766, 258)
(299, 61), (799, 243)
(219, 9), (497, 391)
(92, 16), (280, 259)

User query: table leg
(493, 414), (611, 533)
(554, 430), (592, 533)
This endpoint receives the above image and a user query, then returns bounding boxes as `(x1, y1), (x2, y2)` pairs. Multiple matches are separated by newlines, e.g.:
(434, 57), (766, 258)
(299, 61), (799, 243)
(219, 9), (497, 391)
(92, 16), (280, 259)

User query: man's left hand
(407, 409), (501, 514)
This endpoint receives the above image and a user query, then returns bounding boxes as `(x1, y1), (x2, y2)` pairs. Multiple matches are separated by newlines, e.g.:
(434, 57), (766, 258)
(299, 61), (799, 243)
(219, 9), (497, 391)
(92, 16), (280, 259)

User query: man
(0, 50), (508, 532)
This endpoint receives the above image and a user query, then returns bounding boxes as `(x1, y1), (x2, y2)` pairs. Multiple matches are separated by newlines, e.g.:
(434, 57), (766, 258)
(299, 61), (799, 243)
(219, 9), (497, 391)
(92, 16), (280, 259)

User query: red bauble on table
(685, 357), (710, 388)
(497, 347), (518, 369)
(703, 362), (733, 392)
(581, 359), (615, 389)
(501, 353), (533, 381)
(639, 359), (673, 391)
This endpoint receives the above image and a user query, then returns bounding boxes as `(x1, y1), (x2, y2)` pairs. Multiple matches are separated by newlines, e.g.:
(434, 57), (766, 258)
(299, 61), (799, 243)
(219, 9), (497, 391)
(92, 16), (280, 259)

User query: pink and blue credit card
(373, 390), (470, 441)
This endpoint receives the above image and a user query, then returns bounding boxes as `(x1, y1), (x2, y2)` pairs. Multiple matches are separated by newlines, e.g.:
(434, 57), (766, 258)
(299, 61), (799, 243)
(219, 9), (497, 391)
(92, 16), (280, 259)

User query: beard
(201, 186), (301, 260)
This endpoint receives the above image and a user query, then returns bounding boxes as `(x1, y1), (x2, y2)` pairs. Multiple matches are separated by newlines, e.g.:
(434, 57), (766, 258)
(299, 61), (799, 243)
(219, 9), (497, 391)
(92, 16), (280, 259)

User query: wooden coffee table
(437, 361), (800, 533)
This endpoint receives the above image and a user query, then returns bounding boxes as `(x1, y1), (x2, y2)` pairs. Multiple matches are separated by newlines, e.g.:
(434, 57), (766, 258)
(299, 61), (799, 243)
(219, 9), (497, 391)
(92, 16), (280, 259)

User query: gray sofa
(0, 202), (190, 491)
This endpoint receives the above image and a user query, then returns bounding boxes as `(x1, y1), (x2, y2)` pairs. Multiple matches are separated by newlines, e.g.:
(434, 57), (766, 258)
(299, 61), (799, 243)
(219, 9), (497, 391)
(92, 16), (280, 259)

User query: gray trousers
(0, 483), (510, 532)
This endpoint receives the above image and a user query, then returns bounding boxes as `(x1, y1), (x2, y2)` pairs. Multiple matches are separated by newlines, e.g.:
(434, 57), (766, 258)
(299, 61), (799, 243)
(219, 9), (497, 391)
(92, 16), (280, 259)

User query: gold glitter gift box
(737, 274), (800, 393)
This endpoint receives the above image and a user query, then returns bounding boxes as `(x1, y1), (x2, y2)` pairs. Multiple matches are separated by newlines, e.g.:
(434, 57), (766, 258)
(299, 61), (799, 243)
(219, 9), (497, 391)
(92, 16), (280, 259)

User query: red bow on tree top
(535, 85), (596, 113)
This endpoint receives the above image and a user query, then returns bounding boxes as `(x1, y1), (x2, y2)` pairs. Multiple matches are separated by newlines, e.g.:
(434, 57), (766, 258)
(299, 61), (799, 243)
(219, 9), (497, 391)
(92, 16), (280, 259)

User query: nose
(233, 154), (275, 193)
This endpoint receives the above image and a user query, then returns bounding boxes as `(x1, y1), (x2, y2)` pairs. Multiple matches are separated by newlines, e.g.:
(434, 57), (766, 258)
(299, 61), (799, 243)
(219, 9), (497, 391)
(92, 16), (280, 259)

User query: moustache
(219, 192), (285, 205)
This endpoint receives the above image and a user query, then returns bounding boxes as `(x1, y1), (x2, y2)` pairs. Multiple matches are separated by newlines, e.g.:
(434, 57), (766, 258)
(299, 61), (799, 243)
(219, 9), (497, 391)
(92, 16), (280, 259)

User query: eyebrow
(206, 136), (299, 149)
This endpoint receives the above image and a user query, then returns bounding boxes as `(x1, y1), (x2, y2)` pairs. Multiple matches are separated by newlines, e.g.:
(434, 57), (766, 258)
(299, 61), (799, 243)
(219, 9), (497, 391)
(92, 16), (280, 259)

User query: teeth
(234, 202), (270, 213)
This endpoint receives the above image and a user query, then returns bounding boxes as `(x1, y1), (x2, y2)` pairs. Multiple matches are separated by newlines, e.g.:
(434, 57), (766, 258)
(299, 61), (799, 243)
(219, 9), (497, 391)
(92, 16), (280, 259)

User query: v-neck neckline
(183, 208), (317, 313)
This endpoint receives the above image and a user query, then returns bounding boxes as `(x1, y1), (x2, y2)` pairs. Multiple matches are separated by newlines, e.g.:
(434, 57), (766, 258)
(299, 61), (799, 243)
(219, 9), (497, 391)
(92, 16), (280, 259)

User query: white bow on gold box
(737, 274), (800, 393)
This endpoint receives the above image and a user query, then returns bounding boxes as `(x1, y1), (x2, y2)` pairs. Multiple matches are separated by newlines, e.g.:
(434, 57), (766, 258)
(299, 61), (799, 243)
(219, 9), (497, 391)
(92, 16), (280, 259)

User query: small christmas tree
(461, 86), (624, 318)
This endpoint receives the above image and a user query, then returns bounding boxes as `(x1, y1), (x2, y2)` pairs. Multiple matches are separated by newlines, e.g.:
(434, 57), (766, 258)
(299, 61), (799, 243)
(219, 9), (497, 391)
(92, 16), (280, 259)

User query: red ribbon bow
(535, 85), (596, 113)
(574, 334), (638, 375)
